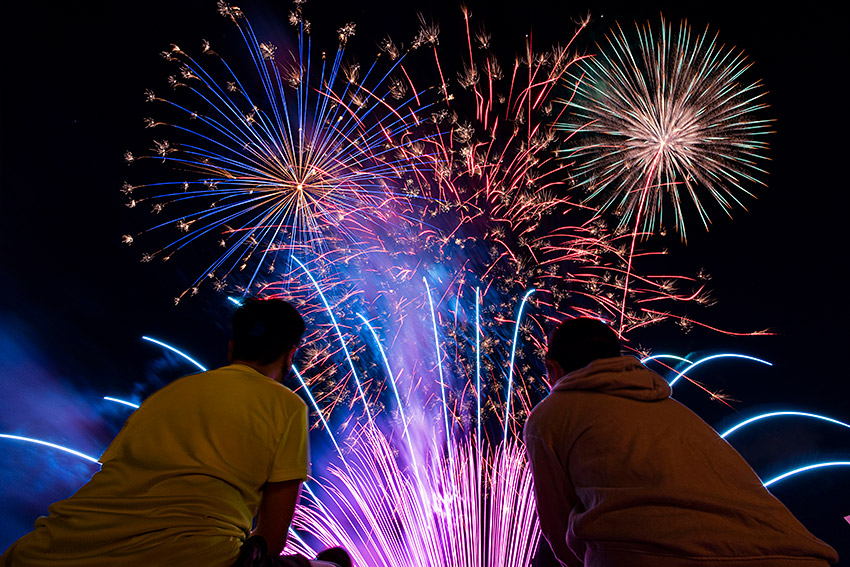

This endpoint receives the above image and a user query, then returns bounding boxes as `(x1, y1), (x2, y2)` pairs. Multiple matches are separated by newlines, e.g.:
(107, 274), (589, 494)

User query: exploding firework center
(282, 178), (326, 200)
(267, 164), (336, 203)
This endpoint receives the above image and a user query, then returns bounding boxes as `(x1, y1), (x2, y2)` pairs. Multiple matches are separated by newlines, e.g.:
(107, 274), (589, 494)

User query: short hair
(547, 317), (620, 374)
(231, 298), (305, 364)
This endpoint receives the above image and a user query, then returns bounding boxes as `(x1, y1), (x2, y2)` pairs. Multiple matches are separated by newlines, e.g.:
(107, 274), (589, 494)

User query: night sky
(1, 0), (847, 561)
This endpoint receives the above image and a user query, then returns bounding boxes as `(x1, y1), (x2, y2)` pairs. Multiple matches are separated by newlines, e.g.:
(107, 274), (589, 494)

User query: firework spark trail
(103, 397), (141, 409)
(475, 287), (482, 455)
(425, 277), (454, 464)
(293, 366), (345, 459)
(641, 354), (690, 365)
(638, 352), (772, 407)
(357, 313), (418, 469)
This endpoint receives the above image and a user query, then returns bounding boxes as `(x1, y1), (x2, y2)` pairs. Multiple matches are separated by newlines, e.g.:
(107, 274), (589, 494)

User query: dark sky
(1, 0), (848, 560)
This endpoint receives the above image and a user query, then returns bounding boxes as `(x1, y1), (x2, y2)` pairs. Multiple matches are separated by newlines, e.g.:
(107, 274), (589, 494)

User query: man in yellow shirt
(2, 299), (350, 567)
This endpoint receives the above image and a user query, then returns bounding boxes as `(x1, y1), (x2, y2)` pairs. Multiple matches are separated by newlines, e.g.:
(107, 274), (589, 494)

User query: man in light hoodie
(524, 317), (838, 567)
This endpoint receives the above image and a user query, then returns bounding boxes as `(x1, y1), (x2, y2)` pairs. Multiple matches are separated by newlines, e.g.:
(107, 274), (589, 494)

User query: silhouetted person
(524, 317), (838, 567)
(2, 299), (350, 567)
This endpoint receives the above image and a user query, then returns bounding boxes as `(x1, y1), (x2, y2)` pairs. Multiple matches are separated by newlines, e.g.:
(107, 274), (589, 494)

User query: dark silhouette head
(230, 298), (305, 365)
(547, 317), (620, 376)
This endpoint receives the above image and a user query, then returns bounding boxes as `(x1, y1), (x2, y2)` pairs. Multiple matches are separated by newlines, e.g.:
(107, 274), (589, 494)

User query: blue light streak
(357, 314), (418, 469)
(357, 315), (403, 420)
(668, 353), (771, 386)
(141, 336), (208, 372)
(721, 411), (850, 439)
(425, 277), (453, 457)
(103, 397), (140, 409)
(763, 462), (850, 487)
(292, 366), (344, 461)
(640, 354), (690, 365)
(504, 289), (536, 441)
(291, 257), (373, 425)
(0, 434), (99, 464)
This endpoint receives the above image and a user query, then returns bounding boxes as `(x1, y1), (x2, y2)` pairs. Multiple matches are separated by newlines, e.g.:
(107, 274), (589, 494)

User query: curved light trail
(292, 366), (344, 461)
(357, 314), (422, 475)
(763, 462), (850, 487)
(141, 336), (208, 372)
(640, 354), (690, 365)
(292, 257), (373, 425)
(504, 289), (536, 441)
(103, 397), (140, 409)
(669, 353), (771, 386)
(425, 277), (453, 468)
(721, 411), (850, 439)
(0, 434), (99, 464)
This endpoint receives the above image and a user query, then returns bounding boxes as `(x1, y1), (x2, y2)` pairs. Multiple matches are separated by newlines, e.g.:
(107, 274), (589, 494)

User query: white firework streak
(558, 17), (773, 240)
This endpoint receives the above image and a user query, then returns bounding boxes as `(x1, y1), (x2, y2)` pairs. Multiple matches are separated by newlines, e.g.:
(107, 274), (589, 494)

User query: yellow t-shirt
(1, 364), (309, 567)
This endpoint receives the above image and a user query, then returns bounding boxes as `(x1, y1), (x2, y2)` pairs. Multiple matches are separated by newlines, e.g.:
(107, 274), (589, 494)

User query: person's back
(524, 318), (838, 567)
(1, 299), (313, 567)
(3, 364), (308, 567)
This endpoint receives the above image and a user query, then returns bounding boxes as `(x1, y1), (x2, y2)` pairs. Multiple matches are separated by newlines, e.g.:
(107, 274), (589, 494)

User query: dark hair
(231, 298), (305, 364)
(547, 317), (620, 374)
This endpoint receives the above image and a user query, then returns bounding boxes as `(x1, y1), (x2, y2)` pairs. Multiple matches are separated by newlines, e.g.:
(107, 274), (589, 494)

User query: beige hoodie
(524, 356), (838, 567)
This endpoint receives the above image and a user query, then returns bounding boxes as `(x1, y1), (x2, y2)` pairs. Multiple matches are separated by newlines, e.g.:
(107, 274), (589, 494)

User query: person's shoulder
(524, 394), (557, 436)
(524, 387), (584, 437)
(249, 380), (307, 418)
(528, 390), (564, 416)
(273, 382), (307, 406)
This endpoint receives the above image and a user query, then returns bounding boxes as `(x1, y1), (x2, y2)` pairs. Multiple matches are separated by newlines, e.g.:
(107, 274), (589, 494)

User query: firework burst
(123, 1), (442, 302)
(557, 17), (773, 241)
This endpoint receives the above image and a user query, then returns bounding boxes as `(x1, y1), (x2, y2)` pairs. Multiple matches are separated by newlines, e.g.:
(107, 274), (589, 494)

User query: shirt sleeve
(524, 420), (583, 567)
(268, 396), (310, 482)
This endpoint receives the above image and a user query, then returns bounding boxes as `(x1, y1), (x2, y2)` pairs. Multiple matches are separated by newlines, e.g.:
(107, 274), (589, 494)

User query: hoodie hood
(552, 355), (671, 401)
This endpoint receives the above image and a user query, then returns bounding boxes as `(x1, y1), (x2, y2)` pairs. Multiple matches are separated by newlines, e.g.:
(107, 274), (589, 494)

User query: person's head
(545, 317), (620, 383)
(229, 298), (305, 376)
